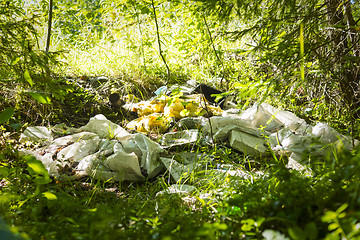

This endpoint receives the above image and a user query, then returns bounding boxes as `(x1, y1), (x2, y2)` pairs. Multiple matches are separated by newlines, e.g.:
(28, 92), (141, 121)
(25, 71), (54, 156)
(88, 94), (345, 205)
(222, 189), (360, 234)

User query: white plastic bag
(19, 114), (164, 181)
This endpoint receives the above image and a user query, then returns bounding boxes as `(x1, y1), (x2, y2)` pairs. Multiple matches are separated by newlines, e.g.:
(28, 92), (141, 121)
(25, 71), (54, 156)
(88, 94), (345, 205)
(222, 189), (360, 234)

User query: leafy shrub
(0, 0), (59, 86)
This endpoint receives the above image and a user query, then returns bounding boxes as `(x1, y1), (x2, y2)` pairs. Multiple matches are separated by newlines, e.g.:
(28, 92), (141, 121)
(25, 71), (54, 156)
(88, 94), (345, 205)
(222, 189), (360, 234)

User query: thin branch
(136, 14), (147, 72)
(151, 0), (170, 81)
(203, 15), (226, 87)
(45, 0), (53, 52)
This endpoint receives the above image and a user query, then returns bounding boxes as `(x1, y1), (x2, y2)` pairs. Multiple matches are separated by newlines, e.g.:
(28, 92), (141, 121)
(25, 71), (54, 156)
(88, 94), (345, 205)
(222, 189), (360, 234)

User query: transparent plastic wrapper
(229, 130), (268, 156)
(239, 103), (308, 134)
(78, 114), (132, 140)
(126, 133), (165, 178)
(268, 128), (294, 149)
(312, 122), (342, 143)
(160, 157), (198, 182)
(156, 184), (197, 196)
(75, 139), (145, 181)
(239, 103), (283, 133)
(20, 126), (54, 143)
(268, 121), (357, 156)
(19, 114), (164, 181)
(259, 103), (307, 134)
(161, 129), (199, 148)
(286, 152), (313, 176)
(203, 115), (262, 141)
(270, 132), (318, 154)
(178, 116), (208, 130)
(159, 152), (210, 182)
(203, 102), (358, 163)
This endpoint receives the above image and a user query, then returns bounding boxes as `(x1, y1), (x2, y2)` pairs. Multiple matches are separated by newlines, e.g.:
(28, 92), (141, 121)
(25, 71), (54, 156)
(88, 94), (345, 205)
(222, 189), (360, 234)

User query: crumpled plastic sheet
(161, 129), (199, 148)
(19, 102), (358, 183)
(203, 102), (358, 161)
(20, 114), (164, 181)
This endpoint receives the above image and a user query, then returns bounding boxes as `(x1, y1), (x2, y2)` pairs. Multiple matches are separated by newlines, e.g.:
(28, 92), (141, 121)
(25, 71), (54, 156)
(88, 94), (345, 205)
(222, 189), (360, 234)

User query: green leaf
(288, 226), (306, 240)
(255, 217), (266, 227)
(305, 222), (318, 240)
(26, 157), (52, 184)
(213, 222), (227, 230)
(0, 107), (15, 124)
(27, 92), (51, 104)
(33, 176), (52, 185)
(328, 223), (339, 231)
(11, 57), (20, 65)
(211, 93), (225, 103)
(336, 203), (348, 214)
(10, 123), (22, 130)
(24, 70), (33, 87)
(337, 212), (346, 219)
(180, 109), (190, 117)
(42, 191), (57, 200)
(321, 211), (337, 222)
(241, 219), (255, 232)
(141, 6), (150, 14)
(241, 223), (253, 232)
(196, 197), (206, 207)
(241, 219), (255, 225)
(0, 167), (9, 178)
(26, 156), (49, 176)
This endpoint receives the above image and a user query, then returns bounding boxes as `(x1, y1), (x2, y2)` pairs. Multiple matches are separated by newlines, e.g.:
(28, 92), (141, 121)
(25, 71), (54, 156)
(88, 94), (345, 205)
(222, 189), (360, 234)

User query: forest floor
(1, 76), (360, 240)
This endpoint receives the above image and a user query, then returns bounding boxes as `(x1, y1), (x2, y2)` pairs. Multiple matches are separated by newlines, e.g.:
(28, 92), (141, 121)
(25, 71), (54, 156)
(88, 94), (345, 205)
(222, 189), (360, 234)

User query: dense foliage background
(1, 0), (360, 239)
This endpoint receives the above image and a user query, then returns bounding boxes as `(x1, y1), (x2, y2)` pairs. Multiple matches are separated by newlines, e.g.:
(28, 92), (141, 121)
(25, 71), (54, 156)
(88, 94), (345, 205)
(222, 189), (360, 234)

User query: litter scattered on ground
(19, 83), (359, 189)
(156, 184), (197, 197)
(124, 93), (223, 134)
(205, 102), (357, 160)
(161, 130), (199, 148)
(229, 130), (267, 156)
(20, 114), (164, 181)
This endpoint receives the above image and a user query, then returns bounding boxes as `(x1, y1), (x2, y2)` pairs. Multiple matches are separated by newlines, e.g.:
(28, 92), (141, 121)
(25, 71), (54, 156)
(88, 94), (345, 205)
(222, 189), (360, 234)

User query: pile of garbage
(19, 82), (358, 184)
(109, 83), (227, 135)
(125, 93), (222, 134)
(20, 114), (164, 181)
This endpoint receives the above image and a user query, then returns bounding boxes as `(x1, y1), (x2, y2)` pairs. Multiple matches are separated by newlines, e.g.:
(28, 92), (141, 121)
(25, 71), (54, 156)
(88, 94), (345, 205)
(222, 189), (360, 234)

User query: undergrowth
(1, 1), (360, 239)
(1, 133), (360, 239)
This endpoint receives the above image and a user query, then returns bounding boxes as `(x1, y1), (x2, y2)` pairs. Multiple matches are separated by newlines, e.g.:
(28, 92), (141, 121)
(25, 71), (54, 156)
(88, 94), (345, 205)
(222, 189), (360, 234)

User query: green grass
(1, 137), (360, 239)
(1, 1), (360, 239)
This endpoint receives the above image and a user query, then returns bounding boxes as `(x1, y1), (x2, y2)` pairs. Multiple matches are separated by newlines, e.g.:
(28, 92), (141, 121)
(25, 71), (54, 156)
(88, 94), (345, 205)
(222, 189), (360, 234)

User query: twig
(44, 0), (53, 80)
(203, 15), (225, 87)
(151, 0), (170, 81)
(45, 0), (53, 53)
(136, 14), (147, 72)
